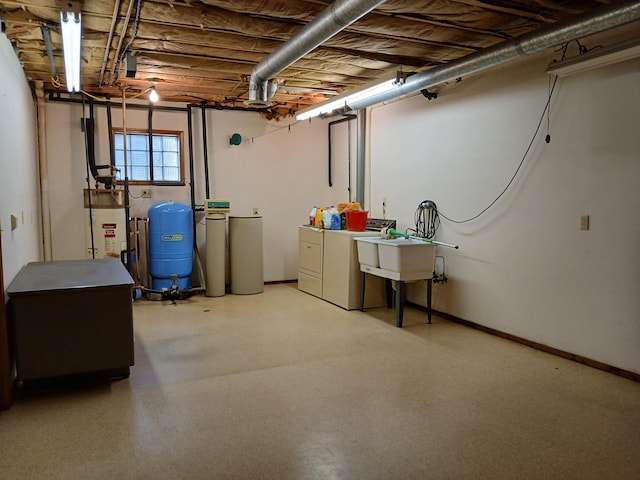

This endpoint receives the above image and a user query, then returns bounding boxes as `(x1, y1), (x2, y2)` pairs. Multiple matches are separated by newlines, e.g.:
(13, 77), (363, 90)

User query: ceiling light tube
(296, 98), (349, 121)
(60, 10), (82, 92)
(547, 38), (640, 77)
(296, 75), (401, 121)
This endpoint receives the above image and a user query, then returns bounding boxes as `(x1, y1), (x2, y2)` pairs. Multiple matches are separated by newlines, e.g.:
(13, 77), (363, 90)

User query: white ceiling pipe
(347, 0), (640, 111)
(248, 0), (387, 104)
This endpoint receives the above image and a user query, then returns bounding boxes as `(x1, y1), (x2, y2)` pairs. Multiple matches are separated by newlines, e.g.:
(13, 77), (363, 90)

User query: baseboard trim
(265, 279), (297, 285)
(413, 305), (639, 383)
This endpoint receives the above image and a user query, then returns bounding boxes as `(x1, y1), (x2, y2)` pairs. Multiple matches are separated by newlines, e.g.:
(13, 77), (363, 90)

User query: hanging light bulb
(149, 86), (159, 103)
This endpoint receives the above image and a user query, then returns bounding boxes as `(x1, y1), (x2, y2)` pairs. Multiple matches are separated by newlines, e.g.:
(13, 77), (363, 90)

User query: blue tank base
(152, 277), (191, 292)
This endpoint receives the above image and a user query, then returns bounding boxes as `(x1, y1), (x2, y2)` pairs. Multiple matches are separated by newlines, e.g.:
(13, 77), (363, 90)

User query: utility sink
(355, 237), (436, 274)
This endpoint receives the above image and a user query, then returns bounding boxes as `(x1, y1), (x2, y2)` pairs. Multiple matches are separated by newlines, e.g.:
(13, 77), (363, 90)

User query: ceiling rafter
(0, 0), (620, 120)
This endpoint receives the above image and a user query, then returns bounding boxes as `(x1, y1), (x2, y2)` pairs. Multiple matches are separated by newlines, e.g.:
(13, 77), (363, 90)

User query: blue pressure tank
(148, 201), (193, 291)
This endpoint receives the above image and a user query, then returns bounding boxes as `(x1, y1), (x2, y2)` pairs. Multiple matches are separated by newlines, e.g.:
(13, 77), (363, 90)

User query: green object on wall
(230, 133), (242, 145)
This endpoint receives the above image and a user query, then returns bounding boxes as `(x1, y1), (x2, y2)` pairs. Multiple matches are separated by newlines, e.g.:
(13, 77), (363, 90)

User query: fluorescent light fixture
(296, 76), (401, 121)
(149, 86), (159, 103)
(60, 10), (82, 92)
(547, 38), (640, 77)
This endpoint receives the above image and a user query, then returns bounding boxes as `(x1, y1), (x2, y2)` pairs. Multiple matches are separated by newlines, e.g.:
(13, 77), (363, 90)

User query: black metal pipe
(88, 99), (96, 177)
(80, 99), (99, 180)
(106, 98), (115, 167)
(124, 182), (132, 272)
(201, 102), (211, 199)
(186, 104), (197, 249)
(81, 98), (95, 259)
(122, 97), (132, 274)
(148, 102), (154, 182)
(47, 94), (269, 114)
(328, 115), (356, 187)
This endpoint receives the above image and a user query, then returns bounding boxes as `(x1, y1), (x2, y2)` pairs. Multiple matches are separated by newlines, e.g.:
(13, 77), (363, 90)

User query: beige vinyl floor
(1, 282), (639, 480)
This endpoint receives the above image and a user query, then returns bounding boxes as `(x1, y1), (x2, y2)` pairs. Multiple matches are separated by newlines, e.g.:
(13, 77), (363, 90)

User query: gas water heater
(84, 189), (127, 259)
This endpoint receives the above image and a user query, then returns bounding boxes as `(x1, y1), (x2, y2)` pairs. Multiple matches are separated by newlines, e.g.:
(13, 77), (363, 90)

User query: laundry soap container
(229, 216), (264, 294)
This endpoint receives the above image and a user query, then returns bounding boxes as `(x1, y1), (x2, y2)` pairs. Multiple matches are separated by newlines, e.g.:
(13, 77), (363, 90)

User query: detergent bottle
(330, 205), (341, 230)
(309, 206), (317, 226)
(322, 208), (332, 230)
(315, 207), (325, 228)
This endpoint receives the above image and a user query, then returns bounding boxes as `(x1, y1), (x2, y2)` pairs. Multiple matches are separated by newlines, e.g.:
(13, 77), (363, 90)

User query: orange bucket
(346, 210), (368, 231)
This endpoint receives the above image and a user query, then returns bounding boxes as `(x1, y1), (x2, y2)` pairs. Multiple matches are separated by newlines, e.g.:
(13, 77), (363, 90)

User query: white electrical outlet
(141, 189), (152, 198)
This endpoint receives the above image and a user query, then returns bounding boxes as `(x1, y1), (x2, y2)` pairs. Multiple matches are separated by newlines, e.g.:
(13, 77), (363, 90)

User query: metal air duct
(347, 0), (640, 111)
(246, 0), (387, 106)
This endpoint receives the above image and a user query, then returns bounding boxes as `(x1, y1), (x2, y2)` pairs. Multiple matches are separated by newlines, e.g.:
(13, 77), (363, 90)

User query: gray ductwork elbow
(246, 0), (388, 107)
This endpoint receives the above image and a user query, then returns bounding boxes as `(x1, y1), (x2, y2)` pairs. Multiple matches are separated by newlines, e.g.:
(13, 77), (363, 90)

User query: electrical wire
(248, 120), (301, 141)
(51, 75), (109, 102)
(438, 75), (559, 224)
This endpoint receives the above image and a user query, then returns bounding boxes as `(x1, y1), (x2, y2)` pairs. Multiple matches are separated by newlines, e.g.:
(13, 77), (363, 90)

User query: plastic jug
(315, 208), (325, 228)
(321, 209), (332, 229)
(309, 206), (317, 226)
(330, 206), (341, 230)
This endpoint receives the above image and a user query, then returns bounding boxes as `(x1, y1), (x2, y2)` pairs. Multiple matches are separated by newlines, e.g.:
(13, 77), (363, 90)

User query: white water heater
(84, 189), (127, 259)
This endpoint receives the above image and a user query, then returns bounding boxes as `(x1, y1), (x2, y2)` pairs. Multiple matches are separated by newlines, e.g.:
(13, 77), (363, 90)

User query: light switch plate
(580, 215), (590, 231)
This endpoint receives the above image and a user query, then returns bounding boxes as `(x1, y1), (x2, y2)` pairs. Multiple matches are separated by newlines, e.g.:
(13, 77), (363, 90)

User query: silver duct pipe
(247, 0), (387, 105)
(348, 0), (640, 111)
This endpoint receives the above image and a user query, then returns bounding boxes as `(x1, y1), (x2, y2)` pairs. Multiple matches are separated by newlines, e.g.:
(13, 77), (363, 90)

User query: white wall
(24, 26), (640, 374)
(201, 110), (356, 281)
(368, 51), (640, 373)
(44, 101), (353, 282)
(0, 33), (42, 285)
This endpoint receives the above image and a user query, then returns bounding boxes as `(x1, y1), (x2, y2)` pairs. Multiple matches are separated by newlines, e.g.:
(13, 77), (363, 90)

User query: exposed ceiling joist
(0, 0), (635, 120)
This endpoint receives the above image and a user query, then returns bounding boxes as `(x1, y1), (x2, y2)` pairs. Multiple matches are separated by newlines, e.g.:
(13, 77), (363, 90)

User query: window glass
(114, 130), (183, 184)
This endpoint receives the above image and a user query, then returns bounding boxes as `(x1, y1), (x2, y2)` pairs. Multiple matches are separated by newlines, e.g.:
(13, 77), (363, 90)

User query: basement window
(113, 129), (184, 185)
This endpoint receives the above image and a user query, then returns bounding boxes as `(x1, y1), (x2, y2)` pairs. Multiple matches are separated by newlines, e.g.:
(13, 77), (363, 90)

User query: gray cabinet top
(7, 259), (134, 294)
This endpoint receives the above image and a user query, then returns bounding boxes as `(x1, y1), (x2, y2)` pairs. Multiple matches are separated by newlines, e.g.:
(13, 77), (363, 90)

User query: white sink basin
(355, 237), (381, 267)
(356, 237), (436, 273)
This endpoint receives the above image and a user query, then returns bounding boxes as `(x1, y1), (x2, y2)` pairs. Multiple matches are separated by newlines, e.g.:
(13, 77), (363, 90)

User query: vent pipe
(247, 0), (387, 106)
(348, 0), (640, 111)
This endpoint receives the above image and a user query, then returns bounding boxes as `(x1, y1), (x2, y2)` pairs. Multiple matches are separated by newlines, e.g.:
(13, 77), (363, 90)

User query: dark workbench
(7, 259), (134, 382)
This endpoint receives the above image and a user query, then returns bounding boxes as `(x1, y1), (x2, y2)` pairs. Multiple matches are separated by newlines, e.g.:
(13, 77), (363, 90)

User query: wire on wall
(438, 75), (559, 224)
(246, 119), (302, 143)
